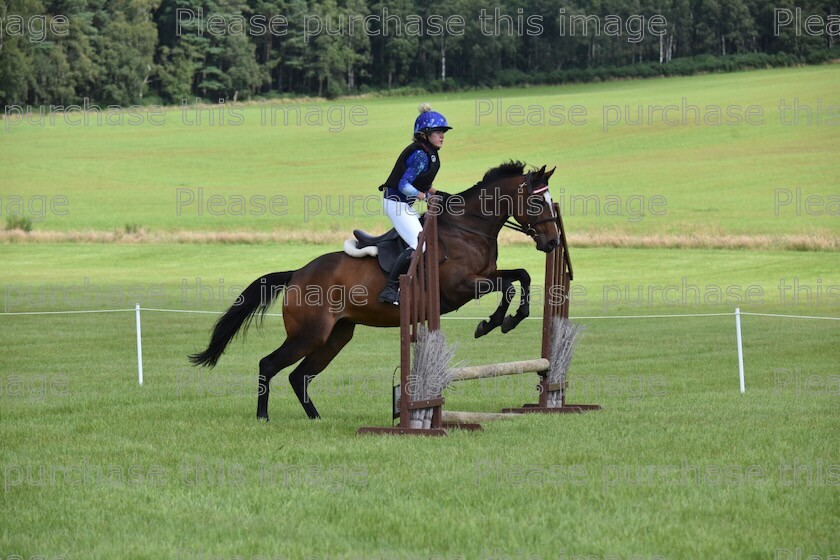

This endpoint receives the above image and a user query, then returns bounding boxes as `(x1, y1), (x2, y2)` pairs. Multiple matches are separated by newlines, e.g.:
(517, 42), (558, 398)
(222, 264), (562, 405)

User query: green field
(1, 244), (838, 559)
(2, 65), (838, 238)
(2, 67), (839, 559)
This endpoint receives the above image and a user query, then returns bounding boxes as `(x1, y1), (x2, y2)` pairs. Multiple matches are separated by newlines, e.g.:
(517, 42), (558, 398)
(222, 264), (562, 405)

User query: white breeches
(382, 198), (422, 250)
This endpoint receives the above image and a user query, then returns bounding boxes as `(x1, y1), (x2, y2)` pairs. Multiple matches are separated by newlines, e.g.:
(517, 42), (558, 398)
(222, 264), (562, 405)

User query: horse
(189, 161), (560, 421)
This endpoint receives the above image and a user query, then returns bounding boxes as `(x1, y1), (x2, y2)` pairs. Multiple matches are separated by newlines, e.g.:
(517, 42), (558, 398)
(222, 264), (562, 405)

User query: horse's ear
(536, 165), (546, 177)
(545, 167), (556, 180)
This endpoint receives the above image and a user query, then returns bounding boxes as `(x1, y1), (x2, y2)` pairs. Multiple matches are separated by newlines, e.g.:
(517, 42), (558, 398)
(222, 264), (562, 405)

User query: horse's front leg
(472, 274), (513, 338)
(500, 268), (530, 333)
(470, 269), (530, 338)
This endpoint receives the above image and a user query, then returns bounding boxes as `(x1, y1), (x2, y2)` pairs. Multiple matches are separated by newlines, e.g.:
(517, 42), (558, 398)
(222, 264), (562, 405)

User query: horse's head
(510, 165), (561, 253)
(456, 161), (562, 252)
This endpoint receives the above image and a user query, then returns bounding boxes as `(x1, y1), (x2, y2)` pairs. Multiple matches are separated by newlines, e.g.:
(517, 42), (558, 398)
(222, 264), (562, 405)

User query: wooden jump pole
(451, 359), (550, 381)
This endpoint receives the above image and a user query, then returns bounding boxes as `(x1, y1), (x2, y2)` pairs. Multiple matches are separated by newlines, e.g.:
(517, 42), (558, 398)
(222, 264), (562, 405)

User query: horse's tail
(189, 271), (294, 368)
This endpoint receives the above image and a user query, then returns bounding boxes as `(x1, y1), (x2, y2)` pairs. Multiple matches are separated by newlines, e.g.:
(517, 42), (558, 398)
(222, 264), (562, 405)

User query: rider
(378, 103), (451, 305)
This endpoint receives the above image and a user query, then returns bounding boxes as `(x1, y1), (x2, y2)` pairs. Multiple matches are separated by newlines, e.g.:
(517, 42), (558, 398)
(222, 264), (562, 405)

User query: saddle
(344, 228), (409, 274)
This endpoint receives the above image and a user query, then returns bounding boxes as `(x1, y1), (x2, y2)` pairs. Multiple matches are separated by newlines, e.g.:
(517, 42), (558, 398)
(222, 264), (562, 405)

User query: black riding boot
(378, 247), (414, 305)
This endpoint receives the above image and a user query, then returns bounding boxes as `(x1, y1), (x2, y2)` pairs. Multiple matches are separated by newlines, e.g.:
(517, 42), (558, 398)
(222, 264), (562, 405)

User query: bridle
(438, 172), (557, 241)
(505, 173), (558, 238)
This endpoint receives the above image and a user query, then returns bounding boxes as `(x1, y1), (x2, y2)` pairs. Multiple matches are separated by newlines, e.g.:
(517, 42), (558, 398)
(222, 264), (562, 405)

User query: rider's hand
(416, 191), (426, 201)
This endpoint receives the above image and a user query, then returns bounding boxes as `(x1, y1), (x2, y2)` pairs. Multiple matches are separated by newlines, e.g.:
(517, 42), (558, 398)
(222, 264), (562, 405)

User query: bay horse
(189, 162), (560, 421)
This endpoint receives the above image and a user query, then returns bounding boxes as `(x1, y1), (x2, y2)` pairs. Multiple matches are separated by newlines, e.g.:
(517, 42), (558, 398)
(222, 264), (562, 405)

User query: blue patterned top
(396, 149), (430, 198)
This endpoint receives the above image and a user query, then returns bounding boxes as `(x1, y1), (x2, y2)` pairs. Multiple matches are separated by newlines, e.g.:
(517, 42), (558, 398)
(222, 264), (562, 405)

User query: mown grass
(1, 66), (838, 239)
(1, 244), (838, 559)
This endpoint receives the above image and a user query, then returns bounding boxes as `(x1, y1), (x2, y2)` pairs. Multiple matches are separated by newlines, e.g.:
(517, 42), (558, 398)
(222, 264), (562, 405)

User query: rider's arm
(397, 150), (430, 199)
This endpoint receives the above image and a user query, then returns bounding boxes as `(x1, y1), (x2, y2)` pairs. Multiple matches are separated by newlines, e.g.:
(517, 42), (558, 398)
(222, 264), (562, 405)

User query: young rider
(378, 103), (451, 305)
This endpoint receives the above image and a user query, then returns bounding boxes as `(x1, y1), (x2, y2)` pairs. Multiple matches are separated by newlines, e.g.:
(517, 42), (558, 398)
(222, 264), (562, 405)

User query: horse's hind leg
(257, 337), (319, 421)
(288, 320), (356, 419)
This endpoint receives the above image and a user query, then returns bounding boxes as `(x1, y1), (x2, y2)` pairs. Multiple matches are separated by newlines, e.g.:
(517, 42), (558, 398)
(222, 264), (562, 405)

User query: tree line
(0, 0), (837, 108)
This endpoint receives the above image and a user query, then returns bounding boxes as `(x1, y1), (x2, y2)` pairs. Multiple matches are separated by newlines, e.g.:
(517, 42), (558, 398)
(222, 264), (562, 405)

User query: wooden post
(359, 208), (478, 435)
(502, 204), (601, 415)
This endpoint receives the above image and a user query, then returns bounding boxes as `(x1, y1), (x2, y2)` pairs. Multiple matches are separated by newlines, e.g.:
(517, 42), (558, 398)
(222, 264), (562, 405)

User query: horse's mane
(460, 161), (527, 195)
(480, 161), (526, 185)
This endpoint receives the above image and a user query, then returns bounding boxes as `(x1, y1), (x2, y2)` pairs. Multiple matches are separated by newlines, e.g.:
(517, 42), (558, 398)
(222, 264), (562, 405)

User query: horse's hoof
(474, 320), (489, 338)
(257, 415), (270, 422)
(501, 316), (516, 333)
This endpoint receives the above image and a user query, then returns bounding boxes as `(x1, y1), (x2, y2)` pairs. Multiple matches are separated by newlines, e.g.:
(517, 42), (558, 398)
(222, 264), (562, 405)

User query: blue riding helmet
(414, 110), (452, 134)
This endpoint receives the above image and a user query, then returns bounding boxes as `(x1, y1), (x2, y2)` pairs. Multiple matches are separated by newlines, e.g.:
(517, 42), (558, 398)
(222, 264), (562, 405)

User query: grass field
(1, 66), (839, 559)
(2, 65), (838, 238)
(1, 244), (838, 559)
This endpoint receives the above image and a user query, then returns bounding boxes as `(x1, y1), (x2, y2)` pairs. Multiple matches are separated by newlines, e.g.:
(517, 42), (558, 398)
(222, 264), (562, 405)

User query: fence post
(135, 304), (144, 385)
(735, 307), (744, 393)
